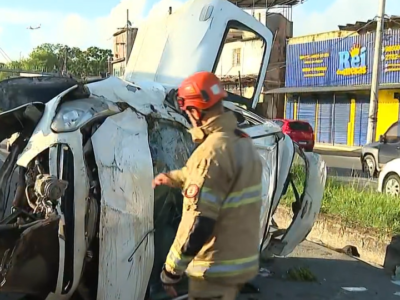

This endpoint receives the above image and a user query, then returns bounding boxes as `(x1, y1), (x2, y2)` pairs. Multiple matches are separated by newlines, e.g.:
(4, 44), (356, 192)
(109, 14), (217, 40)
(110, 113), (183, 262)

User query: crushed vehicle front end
(0, 76), (186, 300)
(0, 79), (127, 299)
(0, 83), (96, 299)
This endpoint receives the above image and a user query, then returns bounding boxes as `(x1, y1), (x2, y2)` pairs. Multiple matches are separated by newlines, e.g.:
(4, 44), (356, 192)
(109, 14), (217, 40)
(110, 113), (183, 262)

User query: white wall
(215, 39), (264, 77)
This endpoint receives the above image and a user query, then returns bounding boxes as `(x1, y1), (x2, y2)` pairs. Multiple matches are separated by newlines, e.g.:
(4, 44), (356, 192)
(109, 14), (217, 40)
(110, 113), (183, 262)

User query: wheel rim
(385, 178), (400, 196)
(364, 158), (374, 176)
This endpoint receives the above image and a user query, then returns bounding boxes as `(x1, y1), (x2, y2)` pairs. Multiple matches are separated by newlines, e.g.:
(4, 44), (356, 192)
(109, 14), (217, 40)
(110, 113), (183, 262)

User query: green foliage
(286, 267), (317, 282)
(0, 43), (112, 80)
(282, 164), (400, 236)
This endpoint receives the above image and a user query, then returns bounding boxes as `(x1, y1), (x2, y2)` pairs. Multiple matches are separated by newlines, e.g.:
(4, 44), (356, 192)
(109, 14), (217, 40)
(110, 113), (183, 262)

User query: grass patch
(286, 267), (317, 282)
(281, 164), (400, 236)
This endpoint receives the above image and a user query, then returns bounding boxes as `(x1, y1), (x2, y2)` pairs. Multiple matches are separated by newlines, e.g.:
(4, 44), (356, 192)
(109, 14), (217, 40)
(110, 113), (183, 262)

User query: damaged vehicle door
(221, 102), (327, 256)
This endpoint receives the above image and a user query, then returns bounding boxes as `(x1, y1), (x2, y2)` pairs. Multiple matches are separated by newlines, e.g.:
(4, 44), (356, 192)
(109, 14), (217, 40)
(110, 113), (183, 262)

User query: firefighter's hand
(152, 173), (173, 188)
(160, 266), (181, 297)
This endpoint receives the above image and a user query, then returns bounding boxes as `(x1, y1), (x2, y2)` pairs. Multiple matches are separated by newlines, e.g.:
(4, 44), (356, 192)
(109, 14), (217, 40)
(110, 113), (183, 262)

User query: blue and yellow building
(267, 24), (400, 146)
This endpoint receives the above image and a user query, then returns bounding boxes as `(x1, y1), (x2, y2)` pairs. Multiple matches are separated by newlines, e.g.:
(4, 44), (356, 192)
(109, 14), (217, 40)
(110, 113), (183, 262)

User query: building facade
(218, 7), (294, 118)
(112, 27), (138, 77)
(269, 24), (400, 146)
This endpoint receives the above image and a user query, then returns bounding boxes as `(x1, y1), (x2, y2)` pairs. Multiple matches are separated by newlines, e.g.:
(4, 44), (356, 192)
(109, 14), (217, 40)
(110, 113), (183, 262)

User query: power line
(0, 47), (12, 63)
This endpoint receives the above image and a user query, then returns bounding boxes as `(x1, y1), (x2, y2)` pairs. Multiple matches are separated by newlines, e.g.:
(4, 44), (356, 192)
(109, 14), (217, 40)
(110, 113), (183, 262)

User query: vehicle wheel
(363, 154), (376, 178)
(383, 174), (400, 197)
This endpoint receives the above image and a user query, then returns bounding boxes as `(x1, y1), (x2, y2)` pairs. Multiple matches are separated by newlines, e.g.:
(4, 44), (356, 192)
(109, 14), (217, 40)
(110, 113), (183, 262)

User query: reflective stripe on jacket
(165, 111), (263, 284)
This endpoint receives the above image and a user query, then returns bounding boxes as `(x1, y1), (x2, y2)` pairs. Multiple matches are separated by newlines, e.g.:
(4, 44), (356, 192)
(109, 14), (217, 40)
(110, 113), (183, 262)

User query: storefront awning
(265, 84), (400, 94)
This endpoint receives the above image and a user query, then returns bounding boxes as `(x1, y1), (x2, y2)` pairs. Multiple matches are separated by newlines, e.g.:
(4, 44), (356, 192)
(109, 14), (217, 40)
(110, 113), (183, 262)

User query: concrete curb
(275, 206), (389, 266)
(315, 144), (362, 152)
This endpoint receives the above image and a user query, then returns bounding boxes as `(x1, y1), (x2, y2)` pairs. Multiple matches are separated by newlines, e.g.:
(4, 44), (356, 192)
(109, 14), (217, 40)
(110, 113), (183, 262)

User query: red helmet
(177, 71), (227, 111)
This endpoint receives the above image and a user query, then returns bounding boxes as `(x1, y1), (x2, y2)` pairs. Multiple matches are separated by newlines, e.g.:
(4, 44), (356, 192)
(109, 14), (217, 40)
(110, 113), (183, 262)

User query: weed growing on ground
(286, 267), (317, 282)
(281, 165), (400, 236)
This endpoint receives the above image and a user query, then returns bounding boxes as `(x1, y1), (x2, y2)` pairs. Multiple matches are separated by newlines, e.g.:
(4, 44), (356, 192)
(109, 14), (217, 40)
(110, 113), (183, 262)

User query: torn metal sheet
(92, 109), (154, 300)
(274, 152), (327, 257)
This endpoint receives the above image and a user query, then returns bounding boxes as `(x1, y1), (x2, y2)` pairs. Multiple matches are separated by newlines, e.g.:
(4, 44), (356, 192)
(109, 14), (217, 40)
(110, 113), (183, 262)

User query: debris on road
(285, 267), (317, 282)
(259, 268), (273, 277)
(341, 287), (367, 292)
(317, 241), (360, 258)
(392, 280), (400, 286)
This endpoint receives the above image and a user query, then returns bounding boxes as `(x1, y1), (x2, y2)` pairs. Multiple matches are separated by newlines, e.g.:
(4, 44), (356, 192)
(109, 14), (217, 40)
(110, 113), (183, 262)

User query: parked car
(361, 121), (400, 178)
(377, 158), (400, 196)
(272, 119), (315, 151)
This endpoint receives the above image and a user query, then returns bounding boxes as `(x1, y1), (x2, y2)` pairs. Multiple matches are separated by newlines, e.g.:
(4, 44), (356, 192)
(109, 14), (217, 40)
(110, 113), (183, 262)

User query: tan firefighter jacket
(164, 111), (263, 284)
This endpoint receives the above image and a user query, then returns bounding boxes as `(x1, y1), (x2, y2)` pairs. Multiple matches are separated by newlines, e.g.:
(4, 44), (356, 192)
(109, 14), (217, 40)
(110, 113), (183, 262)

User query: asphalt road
(0, 241), (397, 300)
(315, 150), (377, 189)
(244, 240), (400, 300)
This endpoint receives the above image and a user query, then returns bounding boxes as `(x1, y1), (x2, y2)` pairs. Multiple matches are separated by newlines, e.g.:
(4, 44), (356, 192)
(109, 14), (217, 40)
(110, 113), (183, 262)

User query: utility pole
(366, 0), (386, 143)
(64, 46), (68, 75)
(126, 9), (129, 66)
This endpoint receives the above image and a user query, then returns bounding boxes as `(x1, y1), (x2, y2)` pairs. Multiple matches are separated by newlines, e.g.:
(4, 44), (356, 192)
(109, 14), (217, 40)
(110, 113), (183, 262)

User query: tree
(81, 47), (112, 76)
(0, 43), (112, 79)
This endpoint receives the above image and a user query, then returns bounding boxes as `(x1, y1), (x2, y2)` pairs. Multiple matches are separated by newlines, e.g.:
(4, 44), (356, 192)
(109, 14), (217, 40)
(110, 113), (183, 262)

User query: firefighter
(152, 71), (263, 300)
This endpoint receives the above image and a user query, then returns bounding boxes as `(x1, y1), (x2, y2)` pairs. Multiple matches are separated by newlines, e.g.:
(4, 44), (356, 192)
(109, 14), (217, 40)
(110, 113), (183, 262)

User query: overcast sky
(0, 0), (398, 62)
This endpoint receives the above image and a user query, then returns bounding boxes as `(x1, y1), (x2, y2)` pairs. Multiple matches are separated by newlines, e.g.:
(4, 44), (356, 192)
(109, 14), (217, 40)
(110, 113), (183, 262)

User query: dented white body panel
(92, 109), (154, 300)
(87, 77), (190, 127)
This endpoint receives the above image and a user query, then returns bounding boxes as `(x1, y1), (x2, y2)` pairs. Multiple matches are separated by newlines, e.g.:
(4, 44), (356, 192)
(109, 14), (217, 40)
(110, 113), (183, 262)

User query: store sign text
(299, 52), (329, 77)
(337, 44), (367, 76)
(384, 44), (400, 72)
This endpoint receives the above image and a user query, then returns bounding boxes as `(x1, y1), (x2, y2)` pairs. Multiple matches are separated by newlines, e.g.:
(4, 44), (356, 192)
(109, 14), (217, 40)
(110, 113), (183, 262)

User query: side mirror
(379, 135), (386, 143)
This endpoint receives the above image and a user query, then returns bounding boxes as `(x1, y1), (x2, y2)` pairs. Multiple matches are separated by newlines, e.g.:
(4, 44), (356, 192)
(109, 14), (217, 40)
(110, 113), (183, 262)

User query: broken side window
(147, 117), (194, 290)
(214, 21), (266, 108)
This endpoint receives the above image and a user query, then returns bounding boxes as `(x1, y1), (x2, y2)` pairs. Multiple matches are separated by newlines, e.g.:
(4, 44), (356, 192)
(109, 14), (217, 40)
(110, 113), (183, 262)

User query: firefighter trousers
(188, 278), (240, 300)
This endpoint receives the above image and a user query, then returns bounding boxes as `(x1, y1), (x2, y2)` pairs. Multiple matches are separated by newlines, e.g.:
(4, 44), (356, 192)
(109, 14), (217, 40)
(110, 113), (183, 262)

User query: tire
(363, 154), (376, 178)
(383, 174), (400, 197)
